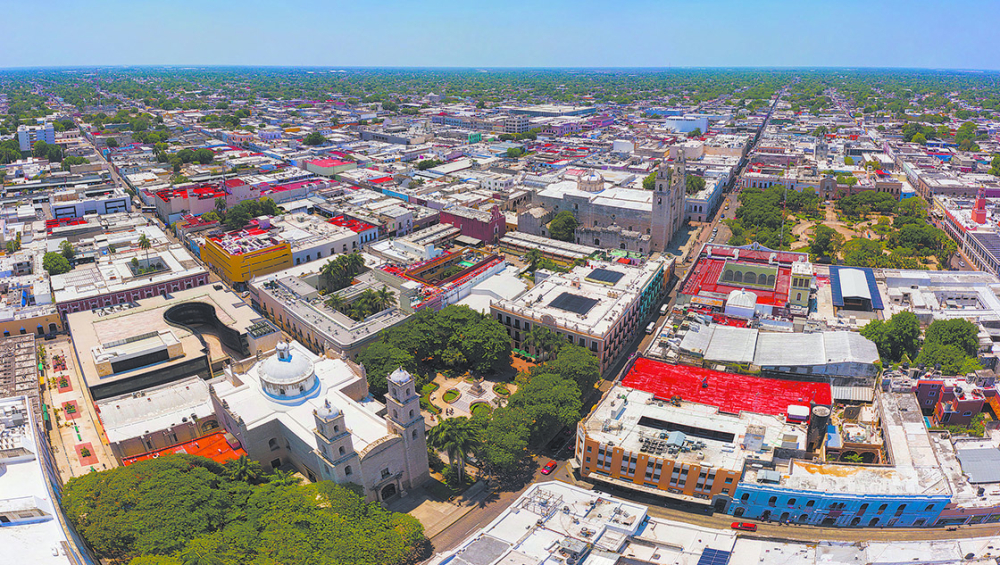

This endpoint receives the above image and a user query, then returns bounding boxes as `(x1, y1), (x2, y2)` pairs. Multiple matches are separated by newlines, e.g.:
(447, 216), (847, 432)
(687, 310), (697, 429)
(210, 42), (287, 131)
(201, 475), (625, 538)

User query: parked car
(731, 522), (757, 532)
(541, 460), (558, 475)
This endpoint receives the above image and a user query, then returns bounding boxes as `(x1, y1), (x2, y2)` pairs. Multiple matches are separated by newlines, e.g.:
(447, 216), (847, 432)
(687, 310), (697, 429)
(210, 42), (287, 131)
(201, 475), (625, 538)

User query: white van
(645, 322), (656, 334)
(659, 304), (669, 316)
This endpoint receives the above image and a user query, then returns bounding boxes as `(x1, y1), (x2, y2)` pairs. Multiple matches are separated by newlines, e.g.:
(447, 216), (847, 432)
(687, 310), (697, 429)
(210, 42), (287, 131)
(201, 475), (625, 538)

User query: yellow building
(201, 230), (292, 288)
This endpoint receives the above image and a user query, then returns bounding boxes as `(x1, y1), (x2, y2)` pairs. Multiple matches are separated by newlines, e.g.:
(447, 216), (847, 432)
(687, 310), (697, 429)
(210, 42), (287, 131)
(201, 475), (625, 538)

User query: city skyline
(2, 0), (998, 70)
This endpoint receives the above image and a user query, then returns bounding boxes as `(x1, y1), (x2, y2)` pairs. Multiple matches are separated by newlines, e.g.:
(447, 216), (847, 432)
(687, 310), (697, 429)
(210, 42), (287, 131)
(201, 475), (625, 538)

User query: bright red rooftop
(622, 357), (831, 417)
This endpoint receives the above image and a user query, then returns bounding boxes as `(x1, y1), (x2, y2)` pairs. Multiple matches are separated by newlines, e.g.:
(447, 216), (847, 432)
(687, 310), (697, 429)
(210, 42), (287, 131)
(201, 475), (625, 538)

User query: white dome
(389, 367), (412, 385)
(261, 345), (315, 385)
(316, 398), (341, 419)
(727, 289), (757, 309)
(259, 342), (318, 403)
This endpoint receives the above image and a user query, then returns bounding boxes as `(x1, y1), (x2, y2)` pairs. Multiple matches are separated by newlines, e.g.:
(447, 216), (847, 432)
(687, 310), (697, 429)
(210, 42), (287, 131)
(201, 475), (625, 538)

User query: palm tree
(375, 285), (395, 311)
(267, 469), (301, 487)
(358, 289), (379, 317)
(346, 252), (365, 273)
(525, 249), (542, 272)
(320, 258), (338, 290)
(525, 326), (562, 362)
(224, 455), (263, 484)
(427, 417), (480, 484)
(325, 294), (346, 313)
(138, 233), (151, 269)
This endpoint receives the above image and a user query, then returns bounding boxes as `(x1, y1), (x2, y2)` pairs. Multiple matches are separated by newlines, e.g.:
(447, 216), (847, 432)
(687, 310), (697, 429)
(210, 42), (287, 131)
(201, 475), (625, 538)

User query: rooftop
(495, 259), (667, 338)
(586, 384), (793, 471)
(121, 430), (246, 466)
(0, 396), (90, 564)
(622, 357), (832, 417)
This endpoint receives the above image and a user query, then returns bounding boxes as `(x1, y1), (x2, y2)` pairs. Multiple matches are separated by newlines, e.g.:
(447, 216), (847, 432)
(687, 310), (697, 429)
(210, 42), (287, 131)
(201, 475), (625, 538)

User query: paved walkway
(388, 480), (492, 538)
(426, 374), (516, 422)
(42, 336), (117, 481)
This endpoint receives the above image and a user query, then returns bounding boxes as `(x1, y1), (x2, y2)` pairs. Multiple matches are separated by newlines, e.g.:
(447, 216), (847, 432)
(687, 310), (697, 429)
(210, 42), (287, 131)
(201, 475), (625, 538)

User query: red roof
(622, 358), (831, 417)
(329, 215), (375, 233)
(681, 255), (792, 307)
(121, 431), (246, 466)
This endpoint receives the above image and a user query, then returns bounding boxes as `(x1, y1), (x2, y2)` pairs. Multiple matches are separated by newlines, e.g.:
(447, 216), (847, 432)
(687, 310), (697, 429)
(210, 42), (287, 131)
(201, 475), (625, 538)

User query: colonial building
(211, 341), (429, 503)
(532, 157), (687, 253)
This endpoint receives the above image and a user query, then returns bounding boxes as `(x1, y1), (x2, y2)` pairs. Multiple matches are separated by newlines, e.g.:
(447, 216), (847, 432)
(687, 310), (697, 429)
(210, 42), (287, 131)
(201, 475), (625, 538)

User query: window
(412, 429), (418, 439)
(339, 446), (345, 456)
(268, 438), (279, 451)
(806, 500), (815, 508)
(333, 425), (339, 434)
(768, 496), (777, 507)
(381, 468), (391, 479)
(409, 410), (414, 419)
(345, 465), (352, 476)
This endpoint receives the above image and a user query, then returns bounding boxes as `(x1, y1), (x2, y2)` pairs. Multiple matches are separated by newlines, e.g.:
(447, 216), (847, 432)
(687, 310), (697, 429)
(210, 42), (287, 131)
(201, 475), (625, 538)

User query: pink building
(439, 204), (505, 244)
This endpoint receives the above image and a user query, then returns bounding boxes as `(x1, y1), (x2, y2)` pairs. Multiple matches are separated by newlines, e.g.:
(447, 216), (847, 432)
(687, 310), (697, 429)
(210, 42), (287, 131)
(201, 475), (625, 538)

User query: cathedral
(210, 341), (429, 503)
(528, 155), (688, 254)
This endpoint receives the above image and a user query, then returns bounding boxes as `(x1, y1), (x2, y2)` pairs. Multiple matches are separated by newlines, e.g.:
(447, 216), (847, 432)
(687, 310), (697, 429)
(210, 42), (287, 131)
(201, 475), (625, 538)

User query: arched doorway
(733, 507), (745, 517)
(760, 510), (771, 522)
(381, 483), (397, 501)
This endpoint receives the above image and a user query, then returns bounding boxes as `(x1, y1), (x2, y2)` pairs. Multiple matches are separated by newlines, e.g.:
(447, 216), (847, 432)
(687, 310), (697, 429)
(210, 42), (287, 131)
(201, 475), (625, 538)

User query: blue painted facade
(730, 483), (948, 527)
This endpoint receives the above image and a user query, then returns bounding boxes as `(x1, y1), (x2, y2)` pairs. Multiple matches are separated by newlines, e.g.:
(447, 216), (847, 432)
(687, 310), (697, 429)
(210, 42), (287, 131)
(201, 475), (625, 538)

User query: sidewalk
(388, 480), (493, 538)
(42, 336), (118, 481)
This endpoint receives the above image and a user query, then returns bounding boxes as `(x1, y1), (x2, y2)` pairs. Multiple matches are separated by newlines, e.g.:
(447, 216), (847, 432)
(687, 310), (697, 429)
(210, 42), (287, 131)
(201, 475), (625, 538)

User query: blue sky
(2, 0), (997, 69)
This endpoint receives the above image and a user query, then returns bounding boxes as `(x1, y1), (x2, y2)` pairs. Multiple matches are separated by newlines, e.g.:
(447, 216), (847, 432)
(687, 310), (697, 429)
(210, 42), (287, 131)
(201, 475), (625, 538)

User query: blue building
(731, 477), (948, 528)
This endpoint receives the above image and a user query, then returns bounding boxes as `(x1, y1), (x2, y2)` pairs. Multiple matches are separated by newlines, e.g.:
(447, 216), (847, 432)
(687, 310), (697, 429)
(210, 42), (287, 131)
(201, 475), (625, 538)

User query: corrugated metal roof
(830, 385), (875, 403)
(839, 268), (872, 300)
(956, 448), (1000, 484)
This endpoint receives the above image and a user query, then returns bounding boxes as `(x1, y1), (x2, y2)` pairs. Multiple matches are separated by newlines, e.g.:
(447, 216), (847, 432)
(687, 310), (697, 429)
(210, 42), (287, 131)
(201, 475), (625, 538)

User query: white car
(646, 322), (656, 334)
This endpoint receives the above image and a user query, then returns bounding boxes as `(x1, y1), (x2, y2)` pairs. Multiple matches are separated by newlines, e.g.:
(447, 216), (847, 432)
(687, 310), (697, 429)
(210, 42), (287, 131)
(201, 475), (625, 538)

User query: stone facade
(575, 224), (652, 254)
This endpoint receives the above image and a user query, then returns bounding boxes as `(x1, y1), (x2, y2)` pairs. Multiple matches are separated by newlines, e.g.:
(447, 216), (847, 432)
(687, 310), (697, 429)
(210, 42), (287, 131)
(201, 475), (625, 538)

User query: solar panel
(586, 268), (625, 285)
(549, 292), (599, 315)
(697, 548), (732, 565)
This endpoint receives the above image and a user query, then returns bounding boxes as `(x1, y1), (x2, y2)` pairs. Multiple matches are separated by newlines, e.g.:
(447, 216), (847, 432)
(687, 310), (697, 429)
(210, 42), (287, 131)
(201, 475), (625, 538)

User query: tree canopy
(61, 455), (427, 565)
(548, 211), (580, 242)
(221, 197), (281, 231)
(43, 252), (71, 275)
(358, 305), (512, 398)
(860, 311), (920, 363)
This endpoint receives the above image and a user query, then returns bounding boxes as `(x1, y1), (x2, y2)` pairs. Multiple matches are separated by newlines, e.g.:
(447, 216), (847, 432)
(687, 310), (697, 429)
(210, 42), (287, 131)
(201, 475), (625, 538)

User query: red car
(540, 460), (558, 475)
(731, 522), (757, 532)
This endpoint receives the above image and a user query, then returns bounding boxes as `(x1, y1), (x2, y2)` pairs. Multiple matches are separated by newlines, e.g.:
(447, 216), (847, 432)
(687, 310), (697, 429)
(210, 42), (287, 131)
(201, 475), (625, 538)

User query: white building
(0, 396), (93, 564)
(211, 341), (429, 502)
(49, 186), (131, 219)
(491, 258), (671, 373)
(17, 123), (55, 151)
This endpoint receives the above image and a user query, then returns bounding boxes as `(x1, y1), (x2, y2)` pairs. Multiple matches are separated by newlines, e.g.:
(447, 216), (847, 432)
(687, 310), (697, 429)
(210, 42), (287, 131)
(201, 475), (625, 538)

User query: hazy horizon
(3, 0), (997, 70)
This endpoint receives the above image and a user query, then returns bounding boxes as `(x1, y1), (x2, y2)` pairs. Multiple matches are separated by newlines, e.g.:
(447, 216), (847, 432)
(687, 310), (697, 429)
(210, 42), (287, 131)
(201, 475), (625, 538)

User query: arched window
(758, 273), (768, 285)
(412, 429), (418, 439)
(723, 270), (734, 282)
(339, 446), (345, 456)
(733, 271), (743, 283)
(333, 425), (339, 433)
(268, 438), (279, 451)
(409, 410), (414, 419)
(767, 274), (775, 286)
(345, 465), (352, 476)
